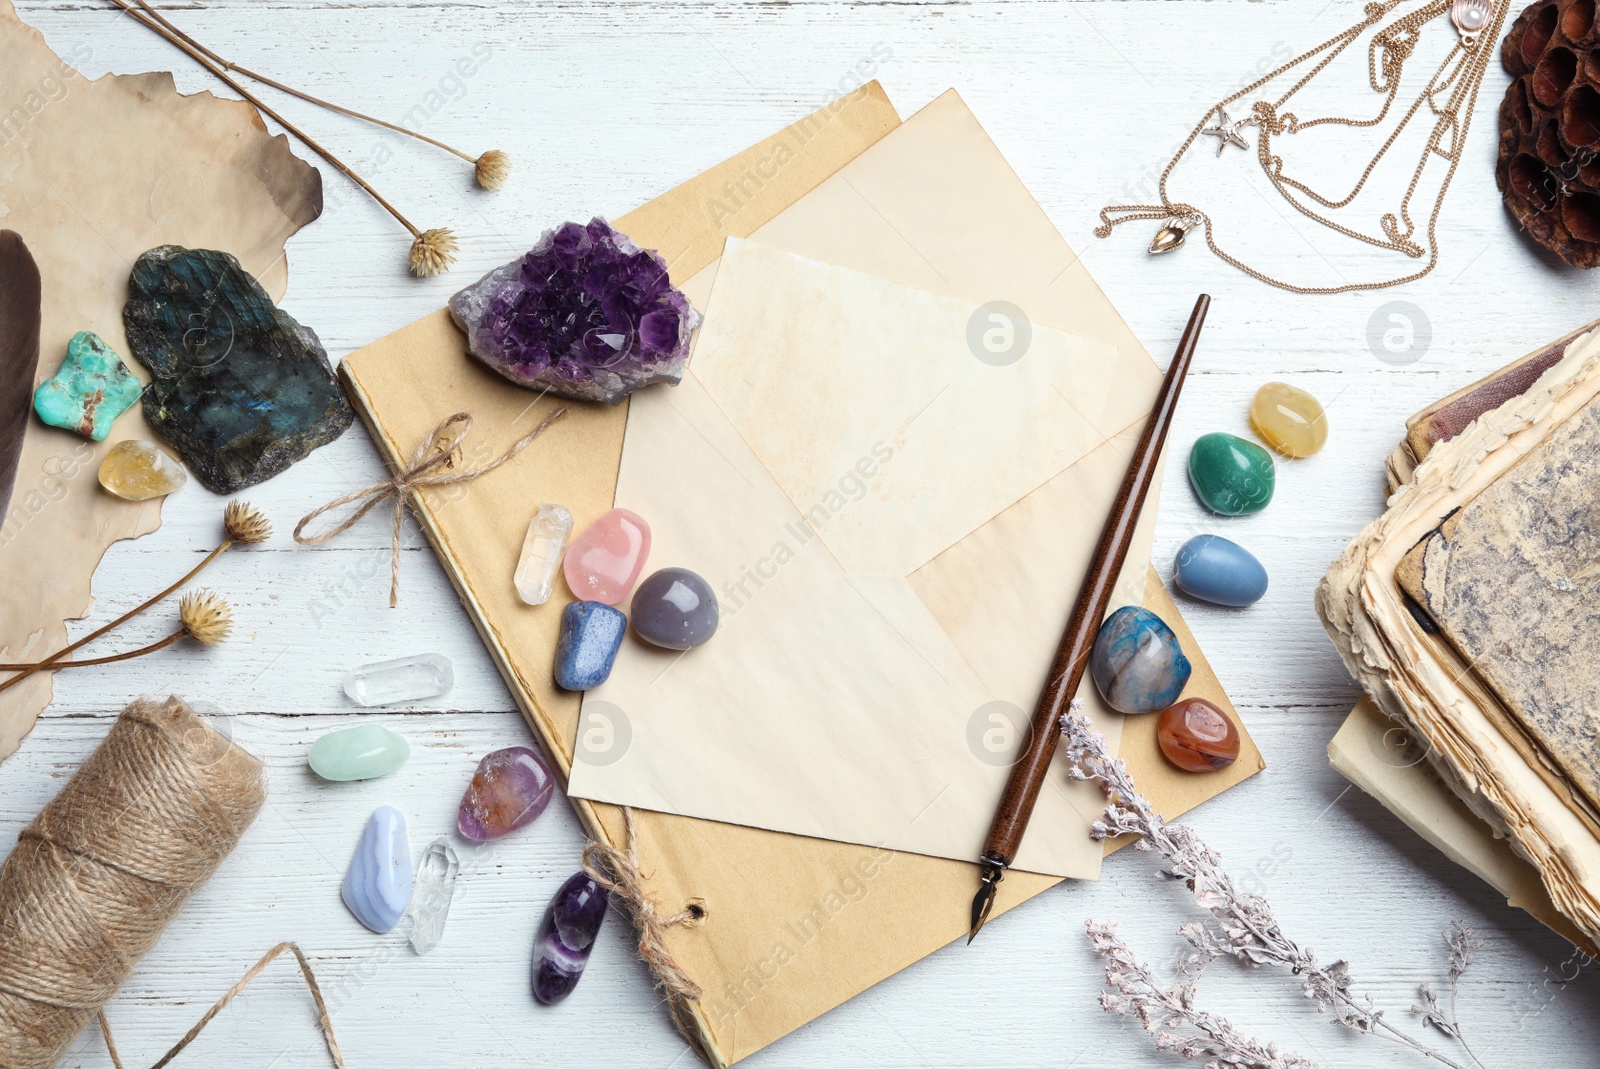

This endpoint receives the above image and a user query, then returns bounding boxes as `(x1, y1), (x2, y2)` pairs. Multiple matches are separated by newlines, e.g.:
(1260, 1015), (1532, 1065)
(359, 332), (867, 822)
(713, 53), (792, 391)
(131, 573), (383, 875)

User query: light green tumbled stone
(308, 723), (410, 782)
(33, 331), (143, 441)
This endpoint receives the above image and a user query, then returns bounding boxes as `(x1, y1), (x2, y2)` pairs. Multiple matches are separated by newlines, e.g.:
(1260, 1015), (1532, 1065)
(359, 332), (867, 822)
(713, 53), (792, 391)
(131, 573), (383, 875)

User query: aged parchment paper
(0, 0), (322, 757)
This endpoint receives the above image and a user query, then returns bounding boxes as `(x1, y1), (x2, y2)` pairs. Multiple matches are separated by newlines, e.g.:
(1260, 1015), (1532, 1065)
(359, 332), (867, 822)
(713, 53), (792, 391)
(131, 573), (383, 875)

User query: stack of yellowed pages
(1321, 326), (1600, 956)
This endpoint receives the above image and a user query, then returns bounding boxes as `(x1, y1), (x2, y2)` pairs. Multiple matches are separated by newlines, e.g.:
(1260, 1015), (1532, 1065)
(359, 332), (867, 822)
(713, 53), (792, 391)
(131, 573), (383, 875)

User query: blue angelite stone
(341, 805), (413, 934)
(631, 567), (719, 650)
(1174, 534), (1269, 607)
(532, 871), (610, 1004)
(554, 601), (627, 691)
(1090, 606), (1192, 714)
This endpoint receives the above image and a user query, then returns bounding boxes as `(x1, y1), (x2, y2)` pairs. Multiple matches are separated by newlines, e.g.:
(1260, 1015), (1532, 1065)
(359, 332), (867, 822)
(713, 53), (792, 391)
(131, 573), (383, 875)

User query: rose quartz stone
(563, 508), (651, 604)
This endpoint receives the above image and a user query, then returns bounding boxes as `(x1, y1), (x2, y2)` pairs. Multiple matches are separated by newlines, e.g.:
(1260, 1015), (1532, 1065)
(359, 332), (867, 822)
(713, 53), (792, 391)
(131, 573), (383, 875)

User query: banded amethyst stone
(448, 218), (701, 405)
(533, 872), (609, 1004)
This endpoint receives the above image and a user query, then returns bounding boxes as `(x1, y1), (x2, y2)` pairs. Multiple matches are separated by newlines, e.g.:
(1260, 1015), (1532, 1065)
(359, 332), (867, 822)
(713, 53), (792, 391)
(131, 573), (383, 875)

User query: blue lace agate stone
(554, 601), (628, 691)
(532, 871), (610, 1004)
(1174, 534), (1269, 607)
(341, 805), (413, 934)
(1089, 605), (1192, 714)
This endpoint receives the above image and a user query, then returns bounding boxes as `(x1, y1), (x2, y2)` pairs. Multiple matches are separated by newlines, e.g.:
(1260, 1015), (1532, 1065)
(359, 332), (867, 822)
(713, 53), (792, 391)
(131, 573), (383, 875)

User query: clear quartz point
(408, 837), (461, 955)
(342, 653), (454, 706)
(514, 502), (573, 606)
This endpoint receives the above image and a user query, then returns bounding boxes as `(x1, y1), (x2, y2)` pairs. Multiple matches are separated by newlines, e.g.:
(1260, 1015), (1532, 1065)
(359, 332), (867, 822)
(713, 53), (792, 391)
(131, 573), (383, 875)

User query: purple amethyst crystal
(448, 218), (701, 405)
(532, 871), (610, 1004)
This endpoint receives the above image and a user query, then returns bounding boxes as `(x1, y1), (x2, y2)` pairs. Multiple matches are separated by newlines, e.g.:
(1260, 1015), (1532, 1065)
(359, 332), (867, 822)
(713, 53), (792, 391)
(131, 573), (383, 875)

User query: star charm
(1202, 107), (1252, 156)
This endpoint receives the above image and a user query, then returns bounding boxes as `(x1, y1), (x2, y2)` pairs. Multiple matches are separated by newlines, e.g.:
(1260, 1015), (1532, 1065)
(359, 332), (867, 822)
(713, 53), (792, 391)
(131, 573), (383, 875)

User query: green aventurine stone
(1187, 432), (1276, 515)
(123, 246), (353, 493)
(33, 331), (143, 441)
(308, 724), (410, 782)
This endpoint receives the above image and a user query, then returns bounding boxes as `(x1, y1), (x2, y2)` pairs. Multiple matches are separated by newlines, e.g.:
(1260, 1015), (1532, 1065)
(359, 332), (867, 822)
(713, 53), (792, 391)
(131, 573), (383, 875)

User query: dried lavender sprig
(1060, 713), (1481, 1069)
(1087, 919), (1324, 1069)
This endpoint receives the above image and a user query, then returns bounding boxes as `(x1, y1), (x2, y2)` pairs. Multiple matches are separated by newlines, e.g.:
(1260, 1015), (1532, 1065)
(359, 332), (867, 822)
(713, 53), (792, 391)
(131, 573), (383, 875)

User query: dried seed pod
(1498, 0), (1600, 266)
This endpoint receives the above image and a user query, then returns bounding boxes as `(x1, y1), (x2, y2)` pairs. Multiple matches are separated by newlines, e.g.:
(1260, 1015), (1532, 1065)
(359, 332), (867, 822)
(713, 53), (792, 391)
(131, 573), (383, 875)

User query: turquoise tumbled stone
(33, 331), (142, 441)
(1174, 534), (1269, 607)
(309, 723), (410, 782)
(1090, 605), (1192, 714)
(1187, 432), (1275, 515)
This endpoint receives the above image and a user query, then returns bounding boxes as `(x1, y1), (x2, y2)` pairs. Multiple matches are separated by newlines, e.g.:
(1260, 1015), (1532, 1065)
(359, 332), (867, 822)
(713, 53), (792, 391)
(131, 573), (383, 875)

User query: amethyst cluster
(448, 218), (701, 405)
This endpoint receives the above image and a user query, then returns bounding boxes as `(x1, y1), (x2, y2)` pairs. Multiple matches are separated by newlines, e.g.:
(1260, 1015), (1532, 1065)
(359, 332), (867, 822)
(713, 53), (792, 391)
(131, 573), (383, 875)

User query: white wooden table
(9, 1), (1600, 1066)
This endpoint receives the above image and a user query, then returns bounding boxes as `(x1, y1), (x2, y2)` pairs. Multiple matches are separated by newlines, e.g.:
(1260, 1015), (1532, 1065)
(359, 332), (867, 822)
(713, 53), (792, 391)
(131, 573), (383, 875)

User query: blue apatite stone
(555, 601), (628, 691)
(123, 245), (354, 494)
(532, 871), (609, 1004)
(341, 805), (413, 934)
(1090, 605), (1192, 714)
(1174, 534), (1269, 607)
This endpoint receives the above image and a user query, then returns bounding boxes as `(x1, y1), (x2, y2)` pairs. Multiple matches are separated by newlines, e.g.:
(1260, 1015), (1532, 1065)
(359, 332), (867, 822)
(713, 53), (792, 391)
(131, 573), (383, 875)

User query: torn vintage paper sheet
(0, 0), (322, 758)
(567, 241), (1161, 876)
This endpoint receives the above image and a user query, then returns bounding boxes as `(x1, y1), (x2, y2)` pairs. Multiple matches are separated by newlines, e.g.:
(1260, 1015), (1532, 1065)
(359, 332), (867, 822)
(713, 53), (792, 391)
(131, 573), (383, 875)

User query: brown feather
(0, 230), (42, 522)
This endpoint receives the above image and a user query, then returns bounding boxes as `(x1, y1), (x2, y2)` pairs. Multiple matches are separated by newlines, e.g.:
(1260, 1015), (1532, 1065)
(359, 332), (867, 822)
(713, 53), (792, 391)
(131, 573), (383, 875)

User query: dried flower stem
(104, 0), (456, 275)
(1062, 713), (1484, 1069)
(0, 590), (231, 671)
(124, 0), (507, 188)
(0, 504), (265, 695)
(0, 632), (185, 670)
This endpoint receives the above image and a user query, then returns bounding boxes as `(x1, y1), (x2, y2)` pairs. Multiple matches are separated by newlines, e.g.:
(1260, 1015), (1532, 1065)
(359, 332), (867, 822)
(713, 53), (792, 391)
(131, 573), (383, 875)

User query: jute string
(294, 408), (568, 606)
(582, 807), (706, 1039)
(0, 696), (342, 1069)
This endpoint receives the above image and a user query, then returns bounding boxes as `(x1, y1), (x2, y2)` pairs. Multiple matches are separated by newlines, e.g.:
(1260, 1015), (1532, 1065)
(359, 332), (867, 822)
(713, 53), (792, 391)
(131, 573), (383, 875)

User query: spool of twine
(0, 696), (267, 1069)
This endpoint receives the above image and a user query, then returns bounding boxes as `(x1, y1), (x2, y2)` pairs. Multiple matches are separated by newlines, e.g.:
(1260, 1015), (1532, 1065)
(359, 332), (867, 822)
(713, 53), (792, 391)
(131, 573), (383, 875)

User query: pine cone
(1498, 0), (1600, 267)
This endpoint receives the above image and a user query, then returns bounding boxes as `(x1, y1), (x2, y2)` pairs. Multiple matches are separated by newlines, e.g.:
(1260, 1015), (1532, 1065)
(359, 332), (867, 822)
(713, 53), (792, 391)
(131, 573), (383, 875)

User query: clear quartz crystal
(408, 837), (460, 955)
(342, 653), (454, 706)
(514, 502), (574, 606)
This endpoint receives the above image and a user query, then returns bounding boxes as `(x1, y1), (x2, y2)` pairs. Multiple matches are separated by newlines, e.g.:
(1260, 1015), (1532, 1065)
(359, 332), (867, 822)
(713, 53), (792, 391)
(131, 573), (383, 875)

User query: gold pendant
(1149, 219), (1193, 255)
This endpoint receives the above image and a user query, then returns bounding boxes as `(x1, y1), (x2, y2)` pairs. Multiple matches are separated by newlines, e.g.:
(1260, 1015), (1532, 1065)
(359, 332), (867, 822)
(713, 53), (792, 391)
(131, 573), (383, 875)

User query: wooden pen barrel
(981, 293), (1211, 868)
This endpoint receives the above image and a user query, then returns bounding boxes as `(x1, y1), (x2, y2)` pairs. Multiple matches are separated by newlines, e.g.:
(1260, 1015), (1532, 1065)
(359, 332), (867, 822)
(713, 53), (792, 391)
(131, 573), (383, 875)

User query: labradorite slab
(123, 245), (353, 493)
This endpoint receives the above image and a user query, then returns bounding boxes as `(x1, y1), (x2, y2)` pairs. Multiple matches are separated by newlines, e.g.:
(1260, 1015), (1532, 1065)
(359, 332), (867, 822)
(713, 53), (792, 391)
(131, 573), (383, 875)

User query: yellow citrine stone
(98, 439), (187, 500)
(1249, 382), (1328, 458)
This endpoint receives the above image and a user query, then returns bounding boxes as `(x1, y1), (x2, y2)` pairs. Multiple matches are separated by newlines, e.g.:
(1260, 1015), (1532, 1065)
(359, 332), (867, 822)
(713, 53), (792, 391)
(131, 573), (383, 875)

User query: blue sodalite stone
(123, 245), (353, 493)
(532, 871), (610, 1004)
(554, 601), (627, 690)
(1089, 605), (1192, 714)
(341, 805), (413, 934)
(1174, 534), (1269, 607)
(631, 567), (719, 650)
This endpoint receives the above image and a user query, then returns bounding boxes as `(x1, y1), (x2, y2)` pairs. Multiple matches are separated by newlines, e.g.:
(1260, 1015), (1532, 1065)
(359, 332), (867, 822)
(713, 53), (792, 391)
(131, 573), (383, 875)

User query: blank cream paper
(565, 93), (1165, 878)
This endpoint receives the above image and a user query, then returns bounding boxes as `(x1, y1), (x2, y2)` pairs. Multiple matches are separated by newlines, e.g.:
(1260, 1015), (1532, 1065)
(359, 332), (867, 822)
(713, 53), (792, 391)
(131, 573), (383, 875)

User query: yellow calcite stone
(1249, 382), (1327, 458)
(98, 439), (187, 500)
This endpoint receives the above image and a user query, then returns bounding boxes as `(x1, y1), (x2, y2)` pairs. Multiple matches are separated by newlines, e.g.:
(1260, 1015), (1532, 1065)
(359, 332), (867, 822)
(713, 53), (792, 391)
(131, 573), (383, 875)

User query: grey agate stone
(631, 567), (719, 650)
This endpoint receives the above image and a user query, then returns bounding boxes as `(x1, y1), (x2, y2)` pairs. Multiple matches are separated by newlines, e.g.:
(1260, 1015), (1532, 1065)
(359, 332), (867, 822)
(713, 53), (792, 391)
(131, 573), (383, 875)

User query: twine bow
(294, 408), (567, 606)
(583, 807), (707, 1039)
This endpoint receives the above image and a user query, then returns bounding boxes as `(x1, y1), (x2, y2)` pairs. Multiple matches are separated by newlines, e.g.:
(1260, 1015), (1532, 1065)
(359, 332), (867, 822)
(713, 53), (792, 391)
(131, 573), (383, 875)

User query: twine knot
(294, 408), (567, 606)
(583, 808), (706, 1035)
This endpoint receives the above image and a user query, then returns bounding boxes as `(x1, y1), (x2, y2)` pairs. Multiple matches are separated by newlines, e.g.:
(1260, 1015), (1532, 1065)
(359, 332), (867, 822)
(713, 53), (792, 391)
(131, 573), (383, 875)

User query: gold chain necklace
(1097, 0), (1511, 295)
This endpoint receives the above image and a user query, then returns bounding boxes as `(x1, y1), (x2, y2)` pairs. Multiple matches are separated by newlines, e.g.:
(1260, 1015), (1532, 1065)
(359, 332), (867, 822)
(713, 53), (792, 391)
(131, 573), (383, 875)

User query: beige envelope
(566, 92), (1164, 878)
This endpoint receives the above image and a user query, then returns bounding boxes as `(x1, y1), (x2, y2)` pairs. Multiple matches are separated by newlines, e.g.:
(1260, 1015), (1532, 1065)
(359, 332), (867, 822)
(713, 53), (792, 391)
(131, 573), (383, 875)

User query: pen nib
(967, 861), (1005, 945)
